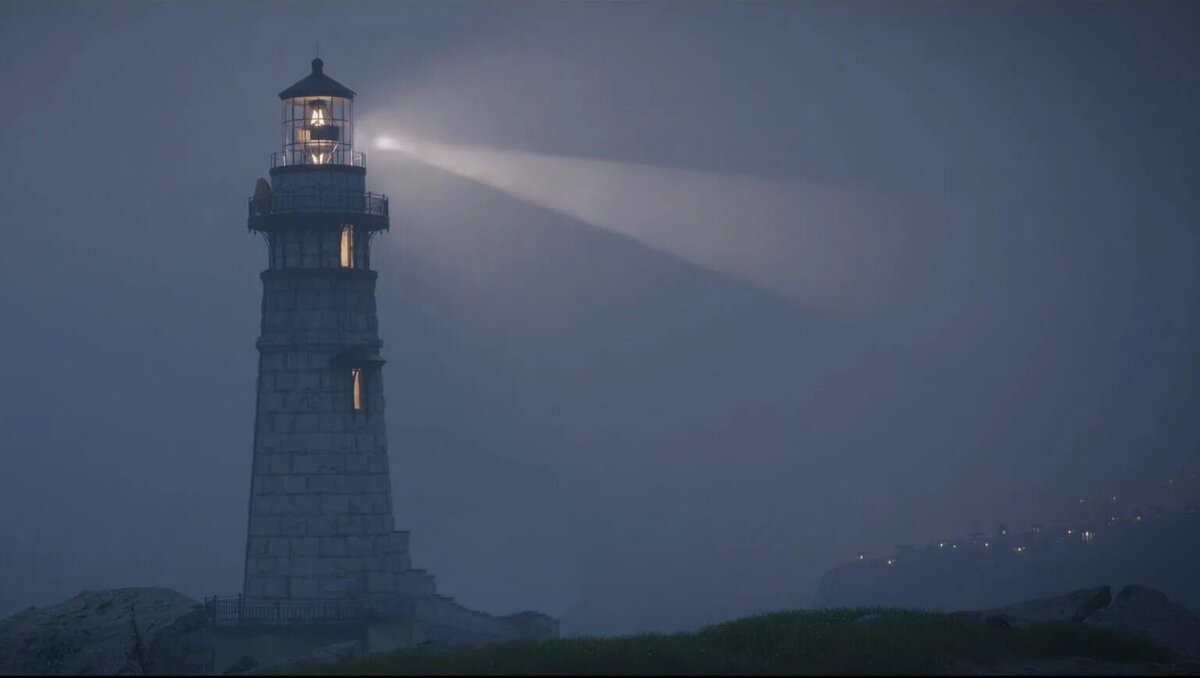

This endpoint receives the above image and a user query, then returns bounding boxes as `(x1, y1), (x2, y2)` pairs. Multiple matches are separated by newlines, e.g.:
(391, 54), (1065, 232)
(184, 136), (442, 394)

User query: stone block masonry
(243, 268), (423, 604)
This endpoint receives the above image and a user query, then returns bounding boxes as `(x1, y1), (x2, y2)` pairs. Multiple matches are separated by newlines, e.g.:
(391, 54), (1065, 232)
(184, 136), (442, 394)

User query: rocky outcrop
(242, 640), (367, 674)
(0, 588), (213, 675)
(966, 586), (1112, 628)
(957, 585), (1200, 666)
(1086, 585), (1200, 663)
(413, 595), (558, 649)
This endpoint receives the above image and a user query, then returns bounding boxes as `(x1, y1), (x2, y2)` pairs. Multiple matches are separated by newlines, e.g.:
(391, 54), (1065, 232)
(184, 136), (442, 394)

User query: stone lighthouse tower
(242, 59), (434, 612)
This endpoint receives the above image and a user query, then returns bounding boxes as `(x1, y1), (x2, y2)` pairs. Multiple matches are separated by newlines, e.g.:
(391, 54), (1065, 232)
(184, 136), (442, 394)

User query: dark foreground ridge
(3, 585), (1198, 675)
(281, 585), (1198, 676)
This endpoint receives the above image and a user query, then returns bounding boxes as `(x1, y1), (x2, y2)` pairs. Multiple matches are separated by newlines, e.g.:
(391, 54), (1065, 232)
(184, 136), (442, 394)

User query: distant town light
(1082, 530), (1094, 543)
(886, 558), (895, 566)
(1013, 546), (1026, 553)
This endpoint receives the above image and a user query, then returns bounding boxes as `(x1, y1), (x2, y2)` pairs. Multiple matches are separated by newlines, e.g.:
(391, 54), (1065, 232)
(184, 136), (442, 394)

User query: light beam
(371, 133), (971, 335)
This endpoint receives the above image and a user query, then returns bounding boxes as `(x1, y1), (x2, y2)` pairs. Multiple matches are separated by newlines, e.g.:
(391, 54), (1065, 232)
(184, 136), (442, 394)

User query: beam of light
(371, 133), (972, 335)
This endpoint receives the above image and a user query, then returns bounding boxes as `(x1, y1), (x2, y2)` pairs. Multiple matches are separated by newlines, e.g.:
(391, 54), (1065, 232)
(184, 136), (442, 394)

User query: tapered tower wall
(240, 56), (436, 606)
(244, 270), (435, 602)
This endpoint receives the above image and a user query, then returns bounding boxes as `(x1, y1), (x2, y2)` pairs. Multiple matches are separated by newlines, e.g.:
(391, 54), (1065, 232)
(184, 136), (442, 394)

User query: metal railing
(206, 594), (411, 627)
(248, 190), (388, 218)
(272, 148), (367, 169)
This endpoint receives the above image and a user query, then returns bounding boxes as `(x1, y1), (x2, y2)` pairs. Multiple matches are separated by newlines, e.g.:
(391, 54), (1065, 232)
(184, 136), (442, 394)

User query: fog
(1, 1), (1198, 635)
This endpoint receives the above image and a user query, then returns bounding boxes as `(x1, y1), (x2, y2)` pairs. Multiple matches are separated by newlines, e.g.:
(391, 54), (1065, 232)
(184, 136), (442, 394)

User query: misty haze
(1, 0), (1198, 674)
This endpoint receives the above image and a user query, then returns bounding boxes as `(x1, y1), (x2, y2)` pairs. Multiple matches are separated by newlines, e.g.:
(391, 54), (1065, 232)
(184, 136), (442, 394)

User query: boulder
(0, 588), (213, 675)
(853, 612), (884, 626)
(248, 639), (367, 674)
(501, 610), (559, 640)
(963, 586), (1112, 628)
(222, 655), (258, 675)
(1085, 585), (1200, 663)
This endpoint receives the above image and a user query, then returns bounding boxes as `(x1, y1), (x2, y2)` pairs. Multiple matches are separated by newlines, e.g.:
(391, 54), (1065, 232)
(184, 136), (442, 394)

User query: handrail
(248, 189), (388, 218)
(206, 595), (409, 627)
(272, 148), (366, 169)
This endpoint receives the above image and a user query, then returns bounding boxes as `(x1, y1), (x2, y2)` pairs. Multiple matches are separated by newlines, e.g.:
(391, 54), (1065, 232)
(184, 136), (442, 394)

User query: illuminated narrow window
(351, 368), (364, 411)
(340, 226), (355, 269)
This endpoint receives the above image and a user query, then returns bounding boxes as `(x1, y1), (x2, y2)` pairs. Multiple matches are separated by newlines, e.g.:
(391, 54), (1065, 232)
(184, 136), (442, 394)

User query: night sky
(1, 1), (1198, 635)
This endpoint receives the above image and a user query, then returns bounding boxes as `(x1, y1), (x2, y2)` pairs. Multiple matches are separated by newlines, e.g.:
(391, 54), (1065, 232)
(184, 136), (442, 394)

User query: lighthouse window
(340, 226), (355, 269)
(351, 368), (364, 411)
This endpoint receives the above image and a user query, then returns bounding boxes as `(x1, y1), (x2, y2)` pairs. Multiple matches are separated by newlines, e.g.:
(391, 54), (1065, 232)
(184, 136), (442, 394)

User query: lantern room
(275, 58), (362, 168)
(248, 59), (389, 272)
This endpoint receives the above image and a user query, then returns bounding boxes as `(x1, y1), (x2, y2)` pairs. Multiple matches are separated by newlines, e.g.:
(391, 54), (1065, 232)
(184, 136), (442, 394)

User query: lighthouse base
(209, 593), (558, 673)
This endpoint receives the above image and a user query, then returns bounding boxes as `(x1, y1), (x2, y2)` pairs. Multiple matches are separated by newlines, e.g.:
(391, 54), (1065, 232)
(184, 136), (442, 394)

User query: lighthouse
(218, 60), (556, 649)
(241, 59), (434, 611)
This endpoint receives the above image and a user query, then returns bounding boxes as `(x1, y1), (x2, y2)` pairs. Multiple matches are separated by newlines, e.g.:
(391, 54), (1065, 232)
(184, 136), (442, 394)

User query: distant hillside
(814, 508), (1200, 613)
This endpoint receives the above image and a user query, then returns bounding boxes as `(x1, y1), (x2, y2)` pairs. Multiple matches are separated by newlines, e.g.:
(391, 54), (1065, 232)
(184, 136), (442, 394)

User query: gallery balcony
(247, 189), (389, 233)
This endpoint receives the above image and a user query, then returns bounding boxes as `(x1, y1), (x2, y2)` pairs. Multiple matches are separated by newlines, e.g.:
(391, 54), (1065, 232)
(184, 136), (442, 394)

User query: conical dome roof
(278, 58), (356, 99)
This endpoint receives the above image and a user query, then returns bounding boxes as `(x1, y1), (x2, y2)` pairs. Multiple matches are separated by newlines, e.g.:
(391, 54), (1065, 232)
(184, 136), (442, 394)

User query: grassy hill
(294, 608), (1181, 675)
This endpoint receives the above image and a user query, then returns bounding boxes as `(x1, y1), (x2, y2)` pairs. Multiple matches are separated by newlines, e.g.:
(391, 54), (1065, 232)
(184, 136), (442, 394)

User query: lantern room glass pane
(280, 96), (355, 166)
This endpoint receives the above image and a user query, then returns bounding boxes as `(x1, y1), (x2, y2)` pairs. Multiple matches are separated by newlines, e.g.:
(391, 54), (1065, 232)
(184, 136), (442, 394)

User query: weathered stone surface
(413, 596), (559, 649)
(222, 655), (257, 675)
(503, 610), (562, 640)
(963, 586), (1112, 628)
(1086, 585), (1200, 663)
(955, 583), (1200, 668)
(0, 588), (212, 676)
(245, 640), (366, 675)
